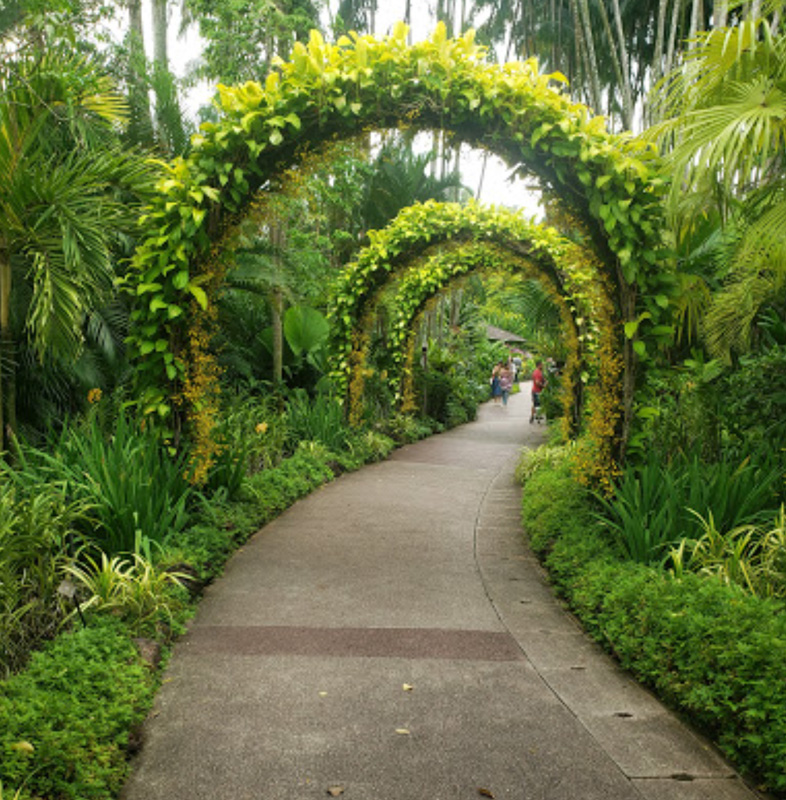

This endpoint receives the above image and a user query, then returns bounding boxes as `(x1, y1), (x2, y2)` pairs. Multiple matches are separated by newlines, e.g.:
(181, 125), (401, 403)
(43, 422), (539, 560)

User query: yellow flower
(255, 422), (269, 434)
(87, 388), (102, 404)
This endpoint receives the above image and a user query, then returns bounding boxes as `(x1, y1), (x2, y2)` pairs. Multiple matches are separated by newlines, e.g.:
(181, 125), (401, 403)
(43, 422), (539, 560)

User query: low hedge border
(520, 460), (786, 797)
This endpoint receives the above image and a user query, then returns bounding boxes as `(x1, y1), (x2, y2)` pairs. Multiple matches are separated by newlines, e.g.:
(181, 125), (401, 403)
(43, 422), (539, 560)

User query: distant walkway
(123, 387), (758, 800)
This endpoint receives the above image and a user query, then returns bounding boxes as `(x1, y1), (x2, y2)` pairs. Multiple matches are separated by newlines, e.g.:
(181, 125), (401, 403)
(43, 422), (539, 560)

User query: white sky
(140, 1), (543, 218)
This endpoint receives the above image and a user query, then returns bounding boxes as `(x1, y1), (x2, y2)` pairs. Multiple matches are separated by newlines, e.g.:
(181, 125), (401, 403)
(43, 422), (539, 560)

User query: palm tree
(0, 30), (154, 447)
(648, 9), (786, 359)
(359, 137), (471, 232)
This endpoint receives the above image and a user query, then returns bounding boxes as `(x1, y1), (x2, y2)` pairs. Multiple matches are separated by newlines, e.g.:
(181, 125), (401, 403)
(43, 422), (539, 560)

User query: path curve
(122, 388), (759, 800)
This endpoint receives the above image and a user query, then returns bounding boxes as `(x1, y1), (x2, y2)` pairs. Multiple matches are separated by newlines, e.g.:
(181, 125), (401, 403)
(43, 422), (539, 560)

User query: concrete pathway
(123, 388), (760, 800)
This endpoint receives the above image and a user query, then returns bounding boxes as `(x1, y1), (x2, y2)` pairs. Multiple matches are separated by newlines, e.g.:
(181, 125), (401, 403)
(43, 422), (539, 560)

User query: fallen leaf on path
(477, 788), (495, 798)
(395, 728), (411, 735)
(318, 691), (328, 697)
(402, 683), (414, 691)
(326, 786), (344, 796)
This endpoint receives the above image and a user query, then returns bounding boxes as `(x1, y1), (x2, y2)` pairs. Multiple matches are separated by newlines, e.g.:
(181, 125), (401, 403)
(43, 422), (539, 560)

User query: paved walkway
(123, 388), (759, 800)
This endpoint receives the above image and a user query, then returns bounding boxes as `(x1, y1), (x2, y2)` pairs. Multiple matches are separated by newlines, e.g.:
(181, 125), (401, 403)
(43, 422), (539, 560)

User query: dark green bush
(520, 458), (786, 795)
(0, 617), (157, 800)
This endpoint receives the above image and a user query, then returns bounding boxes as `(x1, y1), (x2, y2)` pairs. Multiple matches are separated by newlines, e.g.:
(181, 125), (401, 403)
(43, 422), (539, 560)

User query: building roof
(486, 324), (526, 344)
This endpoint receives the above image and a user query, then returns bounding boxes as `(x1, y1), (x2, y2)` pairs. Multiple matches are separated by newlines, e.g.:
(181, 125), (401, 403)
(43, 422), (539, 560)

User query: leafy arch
(127, 23), (672, 475)
(332, 201), (622, 488)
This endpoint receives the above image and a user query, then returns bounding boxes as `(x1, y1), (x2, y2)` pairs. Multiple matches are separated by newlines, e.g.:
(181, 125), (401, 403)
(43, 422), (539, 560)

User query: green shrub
(596, 454), (783, 564)
(518, 455), (786, 794)
(374, 412), (436, 445)
(285, 389), (350, 452)
(64, 548), (189, 635)
(243, 444), (335, 522)
(519, 460), (596, 557)
(206, 391), (288, 499)
(0, 617), (157, 800)
(671, 506), (786, 599)
(0, 483), (86, 677)
(8, 413), (191, 554)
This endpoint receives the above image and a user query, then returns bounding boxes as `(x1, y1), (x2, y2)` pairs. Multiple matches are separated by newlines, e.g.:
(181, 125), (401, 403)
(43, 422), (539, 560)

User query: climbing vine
(126, 22), (674, 475)
(329, 202), (609, 438)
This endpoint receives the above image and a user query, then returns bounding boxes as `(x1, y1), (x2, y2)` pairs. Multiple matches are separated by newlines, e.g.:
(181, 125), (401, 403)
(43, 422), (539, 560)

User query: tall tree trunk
(270, 221), (285, 386)
(271, 286), (284, 386)
(714, 0), (728, 27)
(476, 150), (489, 199)
(126, 0), (154, 145)
(654, 0), (669, 75)
(0, 244), (15, 451)
(152, 0), (168, 71)
(601, 0), (634, 130)
(571, 0), (603, 112)
(665, 0), (684, 77)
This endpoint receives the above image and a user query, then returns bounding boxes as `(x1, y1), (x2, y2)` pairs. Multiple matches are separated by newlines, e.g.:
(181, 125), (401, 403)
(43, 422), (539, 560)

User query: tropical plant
(206, 390), (288, 498)
(285, 388), (350, 451)
(0, 481), (88, 677)
(0, 15), (155, 446)
(7, 413), (192, 555)
(648, 13), (786, 361)
(63, 546), (188, 633)
(596, 453), (783, 564)
(671, 505), (786, 598)
(184, 0), (322, 84)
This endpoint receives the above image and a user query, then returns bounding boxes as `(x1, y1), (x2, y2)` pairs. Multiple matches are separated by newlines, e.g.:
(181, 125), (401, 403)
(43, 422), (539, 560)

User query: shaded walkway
(123, 389), (758, 800)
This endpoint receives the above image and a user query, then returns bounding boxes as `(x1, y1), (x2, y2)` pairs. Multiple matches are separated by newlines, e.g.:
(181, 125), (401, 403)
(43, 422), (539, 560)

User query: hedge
(520, 461), (786, 796)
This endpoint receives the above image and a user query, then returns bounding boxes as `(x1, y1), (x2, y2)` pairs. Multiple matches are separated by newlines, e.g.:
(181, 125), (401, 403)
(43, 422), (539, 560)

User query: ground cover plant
(0, 379), (464, 799)
(518, 446), (786, 795)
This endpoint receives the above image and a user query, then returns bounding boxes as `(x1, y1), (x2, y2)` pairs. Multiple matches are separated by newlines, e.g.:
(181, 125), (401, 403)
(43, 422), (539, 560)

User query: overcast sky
(141, 2), (542, 217)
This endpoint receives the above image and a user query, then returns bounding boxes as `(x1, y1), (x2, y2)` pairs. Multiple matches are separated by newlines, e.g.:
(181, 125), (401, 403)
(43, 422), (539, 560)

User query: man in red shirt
(530, 360), (546, 423)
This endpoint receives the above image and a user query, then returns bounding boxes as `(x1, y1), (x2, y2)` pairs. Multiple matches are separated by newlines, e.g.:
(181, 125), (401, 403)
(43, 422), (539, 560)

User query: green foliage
(373, 412), (437, 445)
(242, 443), (336, 519)
(206, 391), (288, 498)
(412, 331), (488, 427)
(64, 548), (189, 635)
(519, 455), (786, 794)
(671, 506), (786, 599)
(519, 457), (596, 557)
(596, 454), (783, 564)
(285, 389), (350, 451)
(0, 617), (157, 800)
(0, 482), (86, 677)
(649, 17), (786, 361)
(514, 443), (573, 485)
(185, 0), (321, 84)
(127, 24), (669, 422)
(7, 413), (192, 555)
(334, 203), (593, 401)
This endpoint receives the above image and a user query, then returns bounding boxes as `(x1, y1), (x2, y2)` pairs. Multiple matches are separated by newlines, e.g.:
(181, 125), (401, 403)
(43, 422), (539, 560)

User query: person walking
(499, 362), (513, 406)
(490, 362), (503, 403)
(530, 360), (546, 423)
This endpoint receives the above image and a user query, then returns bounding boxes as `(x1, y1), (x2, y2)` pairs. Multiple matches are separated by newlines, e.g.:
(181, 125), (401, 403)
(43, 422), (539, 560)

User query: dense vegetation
(2, 0), (786, 798)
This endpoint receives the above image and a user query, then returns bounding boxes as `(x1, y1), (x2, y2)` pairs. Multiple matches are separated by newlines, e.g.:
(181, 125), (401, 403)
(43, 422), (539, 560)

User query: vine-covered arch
(127, 23), (672, 474)
(331, 200), (622, 487)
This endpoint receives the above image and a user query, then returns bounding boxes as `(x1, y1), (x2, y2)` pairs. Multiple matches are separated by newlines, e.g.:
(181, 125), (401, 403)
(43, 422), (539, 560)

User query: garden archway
(331, 200), (621, 488)
(127, 23), (672, 477)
